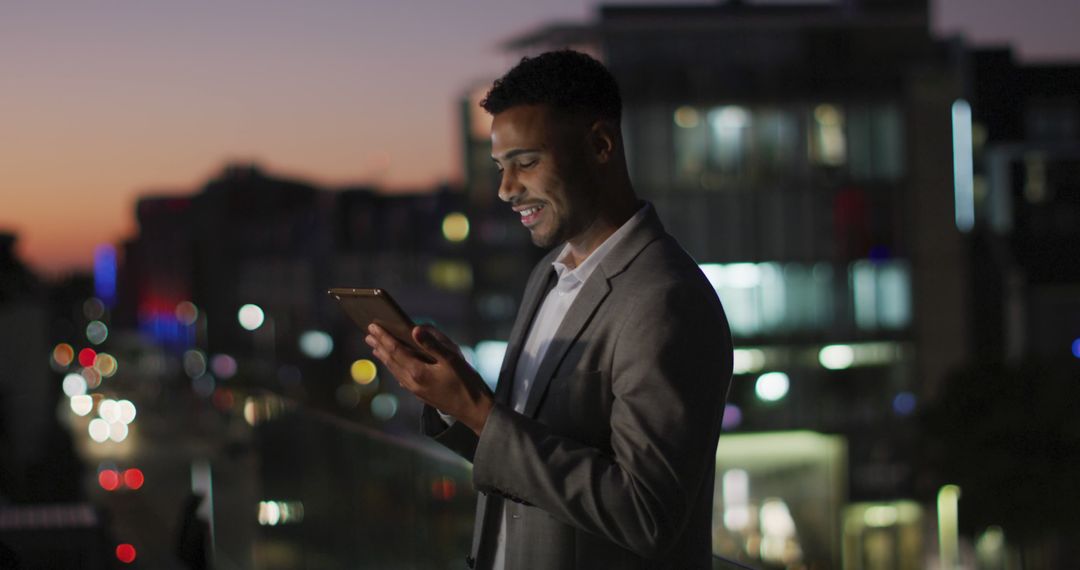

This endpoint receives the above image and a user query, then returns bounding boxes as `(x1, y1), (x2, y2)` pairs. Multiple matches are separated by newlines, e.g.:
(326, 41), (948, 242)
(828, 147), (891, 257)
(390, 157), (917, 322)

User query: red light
(78, 348), (98, 368)
(123, 469), (145, 490)
(212, 388), (235, 410)
(115, 544), (136, 563)
(98, 469), (120, 491)
(431, 477), (457, 501)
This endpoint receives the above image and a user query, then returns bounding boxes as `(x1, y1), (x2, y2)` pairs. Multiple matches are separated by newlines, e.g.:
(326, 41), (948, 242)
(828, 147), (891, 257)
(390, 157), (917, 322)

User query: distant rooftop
(503, 0), (928, 51)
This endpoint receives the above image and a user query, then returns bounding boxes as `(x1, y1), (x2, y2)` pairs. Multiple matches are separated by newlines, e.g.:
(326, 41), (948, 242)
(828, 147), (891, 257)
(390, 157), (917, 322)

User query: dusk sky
(3, 0), (1079, 275)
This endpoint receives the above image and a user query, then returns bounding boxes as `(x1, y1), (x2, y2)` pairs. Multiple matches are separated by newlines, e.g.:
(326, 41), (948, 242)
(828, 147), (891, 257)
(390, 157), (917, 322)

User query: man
(366, 50), (733, 569)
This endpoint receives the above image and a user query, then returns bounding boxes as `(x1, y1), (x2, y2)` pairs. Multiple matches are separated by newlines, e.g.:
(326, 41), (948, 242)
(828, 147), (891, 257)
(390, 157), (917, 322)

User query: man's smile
(517, 203), (546, 226)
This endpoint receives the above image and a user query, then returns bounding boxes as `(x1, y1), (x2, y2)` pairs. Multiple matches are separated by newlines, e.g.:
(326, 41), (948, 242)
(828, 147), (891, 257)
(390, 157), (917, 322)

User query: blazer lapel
(494, 265), (557, 406)
(522, 275), (611, 417)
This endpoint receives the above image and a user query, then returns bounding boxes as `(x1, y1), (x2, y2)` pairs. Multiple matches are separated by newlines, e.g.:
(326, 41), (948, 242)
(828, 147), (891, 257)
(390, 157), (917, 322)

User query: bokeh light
(674, 106), (700, 128)
(238, 304), (265, 331)
(210, 354), (237, 379)
(109, 422), (129, 443)
(258, 501), (281, 526)
(258, 501), (305, 526)
(474, 341), (507, 389)
(183, 350), (207, 379)
(117, 400), (137, 424)
(95, 353), (118, 377)
(98, 469), (120, 491)
(721, 403), (743, 431)
(755, 372), (790, 402)
(299, 330), (333, 359)
(86, 321), (109, 345)
(192, 375), (215, 398)
(70, 395), (94, 416)
(99, 399), (119, 423)
(893, 392), (917, 416)
(52, 343), (75, 367)
(88, 419), (110, 443)
(83, 298), (105, 321)
(175, 301), (199, 326)
(78, 348), (97, 368)
(212, 388), (235, 411)
(819, 344), (855, 370)
(63, 373), (88, 397)
(428, 260), (473, 291)
(115, 544), (136, 564)
(123, 469), (144, 490)
(350, 359), (378, 385)
(442, 212), (470, 242)
(371, 393), (399, 420)
(81, 367), (102, 389)
(732, 348), (766, 375)
(1072, 338), (1080, 359)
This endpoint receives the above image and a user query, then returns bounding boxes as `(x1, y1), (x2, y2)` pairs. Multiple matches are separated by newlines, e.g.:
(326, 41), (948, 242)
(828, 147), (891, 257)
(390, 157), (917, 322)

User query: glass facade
(700, 260), (912, 338)
(668, 102), (905, 190)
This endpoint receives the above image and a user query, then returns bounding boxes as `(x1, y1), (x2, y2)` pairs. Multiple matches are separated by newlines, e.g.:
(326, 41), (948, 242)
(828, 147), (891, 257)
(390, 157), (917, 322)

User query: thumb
(412, 326), (456, 362)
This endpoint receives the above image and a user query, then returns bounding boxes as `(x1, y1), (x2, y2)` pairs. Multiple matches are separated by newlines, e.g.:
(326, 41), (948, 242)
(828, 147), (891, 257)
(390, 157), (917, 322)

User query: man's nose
(497, 170), (521, 203)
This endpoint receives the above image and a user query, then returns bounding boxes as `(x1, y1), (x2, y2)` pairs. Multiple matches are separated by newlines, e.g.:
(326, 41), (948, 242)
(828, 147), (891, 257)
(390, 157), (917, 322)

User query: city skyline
(3, 0), (1079, 275)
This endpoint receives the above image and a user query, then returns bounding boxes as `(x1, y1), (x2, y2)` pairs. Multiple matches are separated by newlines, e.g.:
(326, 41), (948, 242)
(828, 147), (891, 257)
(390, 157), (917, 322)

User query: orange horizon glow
(2, 156), (461, 277)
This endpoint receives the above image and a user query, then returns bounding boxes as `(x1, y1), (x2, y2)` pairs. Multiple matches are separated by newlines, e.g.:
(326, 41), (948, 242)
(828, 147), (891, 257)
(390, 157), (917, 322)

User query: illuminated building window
(809, 104), (846, 167)
(671, 102), (902, 189)
(702, 259), (911, 337)
(850, 260), (912, 331)
(674, 105), (798, 189)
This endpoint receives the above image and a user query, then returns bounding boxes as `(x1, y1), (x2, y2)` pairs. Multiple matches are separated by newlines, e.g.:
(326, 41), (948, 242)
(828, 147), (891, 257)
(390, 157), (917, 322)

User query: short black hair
(480, 49), (622, 123)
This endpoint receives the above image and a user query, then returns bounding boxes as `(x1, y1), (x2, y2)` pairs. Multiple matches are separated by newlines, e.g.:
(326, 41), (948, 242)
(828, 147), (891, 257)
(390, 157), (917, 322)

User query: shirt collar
(551, 202), (651, 290)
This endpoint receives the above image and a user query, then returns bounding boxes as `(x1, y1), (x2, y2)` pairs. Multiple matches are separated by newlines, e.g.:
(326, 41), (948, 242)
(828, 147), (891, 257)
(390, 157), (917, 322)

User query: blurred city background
(2, 0), (1079, 568)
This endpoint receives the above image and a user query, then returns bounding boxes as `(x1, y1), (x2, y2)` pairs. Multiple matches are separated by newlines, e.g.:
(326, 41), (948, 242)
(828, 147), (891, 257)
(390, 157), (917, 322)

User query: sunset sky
(3, 0), (1079, 275)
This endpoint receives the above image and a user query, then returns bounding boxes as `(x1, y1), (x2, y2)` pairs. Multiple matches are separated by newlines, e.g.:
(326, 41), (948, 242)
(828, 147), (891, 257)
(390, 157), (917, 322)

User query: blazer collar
(594, 202), (666, 283)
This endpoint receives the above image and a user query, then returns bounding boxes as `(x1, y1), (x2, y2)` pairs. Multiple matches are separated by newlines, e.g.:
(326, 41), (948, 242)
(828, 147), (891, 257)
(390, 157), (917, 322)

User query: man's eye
(520, 160), (537, 169)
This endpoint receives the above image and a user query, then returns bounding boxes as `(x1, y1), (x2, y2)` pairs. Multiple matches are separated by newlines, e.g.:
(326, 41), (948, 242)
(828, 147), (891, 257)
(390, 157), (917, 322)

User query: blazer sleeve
(420, 404), (479, 462)
(470, 280), (733, 559)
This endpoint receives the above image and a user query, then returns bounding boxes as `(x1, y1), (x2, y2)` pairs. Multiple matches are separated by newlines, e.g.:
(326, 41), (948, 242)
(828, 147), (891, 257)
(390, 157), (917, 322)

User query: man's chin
(530, 230), (560, 249)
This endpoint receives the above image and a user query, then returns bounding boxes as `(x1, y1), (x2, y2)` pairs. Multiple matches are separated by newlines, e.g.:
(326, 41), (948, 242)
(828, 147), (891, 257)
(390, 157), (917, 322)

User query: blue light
(868, 245), (892, 262)
(94, 245), (117, 308)
(1072, 338), (1080, 359)
(893, 392), (917, 416)
(952, 100), (975, 232)
(138, 314), (191, 350)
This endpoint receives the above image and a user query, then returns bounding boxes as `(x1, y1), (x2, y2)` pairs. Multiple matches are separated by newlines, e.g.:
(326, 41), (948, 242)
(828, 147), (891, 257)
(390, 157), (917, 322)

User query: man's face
(490, 104), (596, 249)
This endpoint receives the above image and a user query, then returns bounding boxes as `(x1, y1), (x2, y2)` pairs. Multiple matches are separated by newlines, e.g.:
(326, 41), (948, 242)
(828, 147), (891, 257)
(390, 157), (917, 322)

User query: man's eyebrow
(491, 148), (541, 162)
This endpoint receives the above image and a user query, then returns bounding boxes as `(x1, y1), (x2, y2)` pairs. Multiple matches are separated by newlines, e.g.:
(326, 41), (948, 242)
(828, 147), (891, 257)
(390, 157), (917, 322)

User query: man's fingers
(367, 330), (417, 384)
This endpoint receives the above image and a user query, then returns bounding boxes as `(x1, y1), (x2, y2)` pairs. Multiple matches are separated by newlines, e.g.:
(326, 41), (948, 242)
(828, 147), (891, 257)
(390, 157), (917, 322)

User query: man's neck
(564, 196), (639, 268)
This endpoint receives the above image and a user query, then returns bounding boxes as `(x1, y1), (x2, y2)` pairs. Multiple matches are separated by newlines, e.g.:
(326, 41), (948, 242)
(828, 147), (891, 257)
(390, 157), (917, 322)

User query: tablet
(327, 288), (436, 364)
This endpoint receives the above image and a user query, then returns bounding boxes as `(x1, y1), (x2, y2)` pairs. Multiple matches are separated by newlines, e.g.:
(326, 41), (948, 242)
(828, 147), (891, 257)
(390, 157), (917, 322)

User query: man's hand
(365, 323), (494, 435)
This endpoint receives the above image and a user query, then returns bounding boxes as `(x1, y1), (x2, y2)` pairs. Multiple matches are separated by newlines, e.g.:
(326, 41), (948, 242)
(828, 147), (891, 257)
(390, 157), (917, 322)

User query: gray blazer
(423, 206), (733, 569)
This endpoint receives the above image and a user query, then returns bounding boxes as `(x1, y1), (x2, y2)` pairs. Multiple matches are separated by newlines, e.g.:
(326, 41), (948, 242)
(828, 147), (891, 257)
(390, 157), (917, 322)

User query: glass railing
(213, 390), (476, 570)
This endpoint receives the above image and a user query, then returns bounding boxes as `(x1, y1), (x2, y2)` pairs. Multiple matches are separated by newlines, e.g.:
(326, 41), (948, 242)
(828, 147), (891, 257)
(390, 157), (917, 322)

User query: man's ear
(587, 120), (618, 164)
